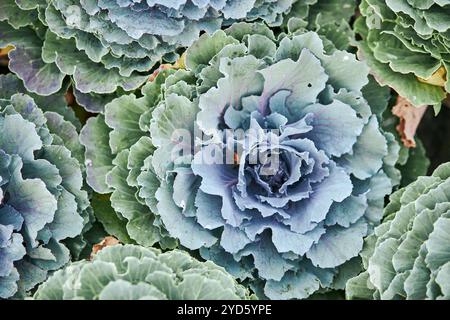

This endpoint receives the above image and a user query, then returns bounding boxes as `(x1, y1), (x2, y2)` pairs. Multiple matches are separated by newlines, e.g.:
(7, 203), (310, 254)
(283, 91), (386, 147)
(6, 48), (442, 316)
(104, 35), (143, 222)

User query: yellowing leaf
(417, 66), (447, 87)
(0, 45), (14, 58)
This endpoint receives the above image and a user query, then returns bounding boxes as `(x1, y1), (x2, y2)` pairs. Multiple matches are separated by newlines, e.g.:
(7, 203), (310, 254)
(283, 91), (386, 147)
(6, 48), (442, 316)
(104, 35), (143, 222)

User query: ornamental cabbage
(0, 0), (312, 112)
(355, 0), (450, 107)
(0, 75), (90, 299)
(34, 244), (252, 300)
(81, 23), (401, 299)
(346, 162), (450, 300)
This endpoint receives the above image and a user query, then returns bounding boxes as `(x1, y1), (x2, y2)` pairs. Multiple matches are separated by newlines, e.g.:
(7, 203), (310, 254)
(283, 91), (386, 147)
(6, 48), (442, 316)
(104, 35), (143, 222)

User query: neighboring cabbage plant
(0, 75), (90, 299)
(346, 162), (450, 300)
(34, 244), (252, 300)
(284, 0), (357, 51)
(81, 23), (401, 299)
(0, 0), (325, 113)
(355, 0), (450, 109)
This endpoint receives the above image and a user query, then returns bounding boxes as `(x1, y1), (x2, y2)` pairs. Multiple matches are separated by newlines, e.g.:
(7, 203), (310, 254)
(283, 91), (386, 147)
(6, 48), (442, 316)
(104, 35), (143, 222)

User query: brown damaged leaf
(392, 96), (427, 148)
(65, 88), (75, 106)
(90, 236), (120, 260)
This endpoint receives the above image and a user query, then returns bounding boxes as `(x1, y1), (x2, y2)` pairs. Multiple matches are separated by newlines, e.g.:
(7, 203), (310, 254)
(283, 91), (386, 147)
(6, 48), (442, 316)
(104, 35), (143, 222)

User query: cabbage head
(81, 23), (400, 299)
(34, 244), (252, 300)
(346, 162), (450, 300)
(0, 75), (90, 299)
(355, 0), (450, 108)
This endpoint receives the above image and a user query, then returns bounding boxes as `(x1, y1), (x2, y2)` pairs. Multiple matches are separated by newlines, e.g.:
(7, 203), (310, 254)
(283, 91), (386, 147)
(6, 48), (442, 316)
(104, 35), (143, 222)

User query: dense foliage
(34, 244), (252, 300)
(0, 75), (91, 299)
(356, 0), (450, 108)
(347, 162), (450, 300)
(0, 0), (449, 302)
(0, 0), (342, 112)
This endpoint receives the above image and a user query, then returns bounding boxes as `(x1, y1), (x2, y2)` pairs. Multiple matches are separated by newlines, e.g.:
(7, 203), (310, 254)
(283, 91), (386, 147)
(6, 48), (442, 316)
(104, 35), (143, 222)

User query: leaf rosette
(81, 23), (400, 299)
(34, 244), (252, 300)
(347, 162), (450, 300)
(0, 75), (90, 299)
